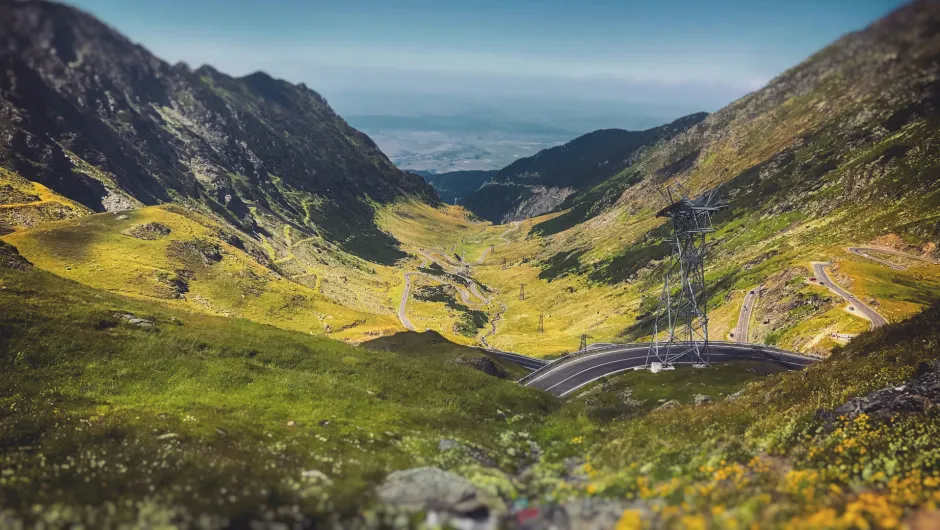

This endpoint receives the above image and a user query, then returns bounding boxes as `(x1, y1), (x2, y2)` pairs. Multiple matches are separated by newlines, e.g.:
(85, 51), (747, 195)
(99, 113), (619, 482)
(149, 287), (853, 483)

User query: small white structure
(648, 362), (676, 373)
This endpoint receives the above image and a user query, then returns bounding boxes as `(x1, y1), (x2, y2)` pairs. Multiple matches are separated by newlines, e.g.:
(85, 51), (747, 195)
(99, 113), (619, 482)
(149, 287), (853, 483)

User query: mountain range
(2, 1), (940, 526)
(0, 0), (434, 263)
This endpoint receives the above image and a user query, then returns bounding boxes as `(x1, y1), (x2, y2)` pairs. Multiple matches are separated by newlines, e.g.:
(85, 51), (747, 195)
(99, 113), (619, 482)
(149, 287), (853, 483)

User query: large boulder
(376, 467), (504, 529)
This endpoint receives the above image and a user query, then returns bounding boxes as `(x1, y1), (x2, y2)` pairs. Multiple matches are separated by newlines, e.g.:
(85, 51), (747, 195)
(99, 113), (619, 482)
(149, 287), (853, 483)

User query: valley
(2, 0), (940, 528)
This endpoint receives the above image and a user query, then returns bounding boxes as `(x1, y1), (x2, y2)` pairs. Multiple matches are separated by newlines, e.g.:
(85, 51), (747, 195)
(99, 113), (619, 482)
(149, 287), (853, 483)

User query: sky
(67, 0), (909, 122)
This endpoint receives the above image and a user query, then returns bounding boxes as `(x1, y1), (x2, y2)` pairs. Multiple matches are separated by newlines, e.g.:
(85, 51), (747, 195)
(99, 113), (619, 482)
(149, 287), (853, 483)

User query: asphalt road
(734, 289), (758, 343)
(812, 262), (889, 329)
(398, 272), (419, 331)
(486, 349), (548, 371)
(847, 246), (938, 270)
(524, 343), (816, 397)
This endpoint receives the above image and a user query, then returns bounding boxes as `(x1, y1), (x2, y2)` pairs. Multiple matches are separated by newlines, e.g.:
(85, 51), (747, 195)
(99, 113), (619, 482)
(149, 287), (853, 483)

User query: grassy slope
(2, 245), (940, 527)
(0, 258), (575, 526)
(361, 330), (529, 380)
(0, 167), (91, 231)
(2, 205), (401, 341)
(569, 361), (784, 421)
(575, 304), (940, 529)
(467, 4), (940, 356)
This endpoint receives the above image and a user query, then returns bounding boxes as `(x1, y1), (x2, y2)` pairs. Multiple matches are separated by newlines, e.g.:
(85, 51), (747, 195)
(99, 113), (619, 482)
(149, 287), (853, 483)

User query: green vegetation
(571, 361), (784, 422)
(2, 248), (940, 527)
(362, 330), (528, 380)
(4, 1), (940, 527)
(0, 258), (570, 526)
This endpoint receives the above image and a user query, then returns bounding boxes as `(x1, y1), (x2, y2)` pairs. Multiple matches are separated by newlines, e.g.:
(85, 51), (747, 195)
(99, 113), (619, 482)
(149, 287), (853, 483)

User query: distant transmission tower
(519, 284), (526, 300)
(538, 313), (544, 333)
(646, 186), (725, 367)
(579, 334), (590, 351)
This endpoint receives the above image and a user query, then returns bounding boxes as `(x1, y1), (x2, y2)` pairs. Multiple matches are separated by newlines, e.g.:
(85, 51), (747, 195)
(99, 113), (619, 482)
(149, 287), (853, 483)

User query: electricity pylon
(579, 334), (591, 351)
(519, 284), (525, 300)
(538, 313), (544, 333)
(646, 186), (726, 367)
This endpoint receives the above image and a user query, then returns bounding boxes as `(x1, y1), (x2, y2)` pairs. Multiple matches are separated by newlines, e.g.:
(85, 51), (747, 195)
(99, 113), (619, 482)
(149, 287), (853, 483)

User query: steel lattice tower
(646, 186), (725, 367)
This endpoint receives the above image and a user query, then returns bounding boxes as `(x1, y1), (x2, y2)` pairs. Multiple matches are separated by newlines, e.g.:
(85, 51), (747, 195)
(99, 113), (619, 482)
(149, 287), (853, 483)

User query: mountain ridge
(0, 0), (436, 263)
(460, 112), (708, 223)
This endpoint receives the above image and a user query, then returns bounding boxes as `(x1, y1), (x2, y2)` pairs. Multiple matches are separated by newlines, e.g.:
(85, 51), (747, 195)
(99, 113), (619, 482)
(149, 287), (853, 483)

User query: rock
(123, 222), (172, 240)
(562, 498), (655, 530)
(300, 469), (331, 484)
(655, 400), (680, 411)
(376, 467), (503, 529)
(0, 241), (31, 270)
(319, 420), (330, 427)
(439, 439), (461, 451)
(166, 239), (223, 266)
(115, 214), (130, 221)
(726, 389), (746, 402)
(562, 457), (589, 484)
(156, 432), (178, 440)
(114, 312), (154, 327)
(823, 364), (940, 424)
(286, 420), (296, 427)
(694, 394), (713, 406)
(454, 357), (510, 379)
(906, 508), (940, 530)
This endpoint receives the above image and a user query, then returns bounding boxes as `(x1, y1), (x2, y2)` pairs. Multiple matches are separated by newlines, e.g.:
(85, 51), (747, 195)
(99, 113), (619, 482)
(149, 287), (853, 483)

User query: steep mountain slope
(418, 169), (495, 205)
(0, 0), (435, 263)
(461, 113), (707, 223)
(537, 1), (940, 240)
(462, 0), (940, 357)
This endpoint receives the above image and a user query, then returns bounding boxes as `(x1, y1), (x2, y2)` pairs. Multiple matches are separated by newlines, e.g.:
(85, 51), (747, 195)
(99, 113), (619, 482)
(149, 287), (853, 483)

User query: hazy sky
(68, 0), (908, 120)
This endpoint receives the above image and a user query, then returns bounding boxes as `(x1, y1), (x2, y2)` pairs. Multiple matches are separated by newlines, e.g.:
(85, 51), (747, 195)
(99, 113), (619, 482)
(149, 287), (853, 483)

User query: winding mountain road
(398, 272), (419, 331)
(812, 262), (888, 329)
(500, 221), (521, 243)
(733, 289), (758, 343)
(396, 221), (522, 351)
(524, 343), (816, 397)
(847, 246), (938, 270)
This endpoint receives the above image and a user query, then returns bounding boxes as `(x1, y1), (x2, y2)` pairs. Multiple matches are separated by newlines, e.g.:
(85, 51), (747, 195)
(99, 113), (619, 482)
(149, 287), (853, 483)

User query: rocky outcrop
(823, 361), (940, 423)
(123, 222), (171, 240)
(503, 186), (577, 223)
(455, 356), (511, 379)
(0, 241), (30, 270)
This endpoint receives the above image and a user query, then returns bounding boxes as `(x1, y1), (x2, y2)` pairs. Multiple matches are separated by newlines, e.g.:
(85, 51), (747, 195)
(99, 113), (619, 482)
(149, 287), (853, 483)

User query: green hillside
(2, 0), (940, 528)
